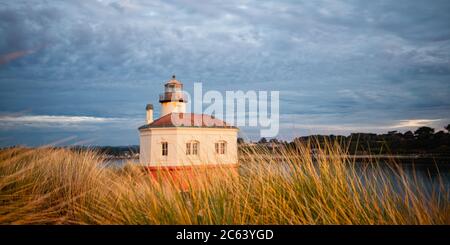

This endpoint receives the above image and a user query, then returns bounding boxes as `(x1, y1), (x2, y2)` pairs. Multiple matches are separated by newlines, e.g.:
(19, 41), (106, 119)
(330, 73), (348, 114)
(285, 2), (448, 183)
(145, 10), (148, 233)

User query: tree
(269, 138), (279, 144)
(403, 131), (414, 139)
(435, 130), (446, 139)
(237, 137), (245, 144)
(414, 126), (435, 139)
(258, 137), (267, 144)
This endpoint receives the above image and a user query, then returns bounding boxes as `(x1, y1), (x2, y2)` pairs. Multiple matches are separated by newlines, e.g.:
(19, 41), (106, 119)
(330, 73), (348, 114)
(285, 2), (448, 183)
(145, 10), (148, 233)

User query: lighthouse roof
(139, 113), (236, 130)
(166, 75), (182, 85)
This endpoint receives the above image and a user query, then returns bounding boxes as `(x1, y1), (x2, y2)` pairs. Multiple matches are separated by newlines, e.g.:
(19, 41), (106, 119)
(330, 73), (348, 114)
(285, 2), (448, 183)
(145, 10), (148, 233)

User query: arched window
(215, 141), (227, 154)
(186, 141), (199, 155)
(161, 142), (168, 156)
(192, 141), (199, 155)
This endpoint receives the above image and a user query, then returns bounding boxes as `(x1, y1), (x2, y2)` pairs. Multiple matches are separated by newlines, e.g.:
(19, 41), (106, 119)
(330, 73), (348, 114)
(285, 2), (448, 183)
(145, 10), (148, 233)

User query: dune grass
(0, 141), (449, 224)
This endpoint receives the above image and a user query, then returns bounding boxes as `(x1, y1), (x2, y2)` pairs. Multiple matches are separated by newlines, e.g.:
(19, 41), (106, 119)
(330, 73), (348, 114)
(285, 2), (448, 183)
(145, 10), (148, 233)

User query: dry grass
(0, 140), (449, 224)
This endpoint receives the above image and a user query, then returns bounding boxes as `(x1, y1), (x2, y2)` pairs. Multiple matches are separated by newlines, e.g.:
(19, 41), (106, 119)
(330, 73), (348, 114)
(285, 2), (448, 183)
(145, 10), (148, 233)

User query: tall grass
(0, 141), (449, 224)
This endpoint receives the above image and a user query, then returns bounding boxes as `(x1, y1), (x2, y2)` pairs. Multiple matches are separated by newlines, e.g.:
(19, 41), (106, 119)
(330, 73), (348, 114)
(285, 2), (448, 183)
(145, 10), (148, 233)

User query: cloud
(0, 49), (36, 65)
(0, 114), (115, 123)
(391, 119), (443, 129)
(0, 0), (449, 144)
(282, 119), (443, 132)
(0, 113), (143, 146)
(0, 114), (140, 129)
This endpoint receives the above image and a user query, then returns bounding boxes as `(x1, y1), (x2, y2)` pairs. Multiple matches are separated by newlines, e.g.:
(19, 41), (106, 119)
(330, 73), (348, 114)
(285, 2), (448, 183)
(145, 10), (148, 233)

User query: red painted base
(141, 164), (239, 190)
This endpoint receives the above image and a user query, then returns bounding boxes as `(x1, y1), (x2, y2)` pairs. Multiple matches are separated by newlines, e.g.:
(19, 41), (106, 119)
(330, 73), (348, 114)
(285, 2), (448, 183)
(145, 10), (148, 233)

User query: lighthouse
(138, 75), (238, 170)
(159, 75), (187, 117)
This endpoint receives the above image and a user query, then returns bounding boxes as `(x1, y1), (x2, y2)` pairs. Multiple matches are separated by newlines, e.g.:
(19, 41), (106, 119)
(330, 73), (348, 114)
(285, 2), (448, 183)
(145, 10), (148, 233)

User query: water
(104, 157), (449, 197)
(352, 160), (450, 198)
(102, 158), (138, 168)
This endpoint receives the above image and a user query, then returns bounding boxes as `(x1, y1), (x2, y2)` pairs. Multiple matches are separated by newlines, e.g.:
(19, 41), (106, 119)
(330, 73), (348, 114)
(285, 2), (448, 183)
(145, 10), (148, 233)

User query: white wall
(160, 102), (186, 117)
(139, 131), (151, 164)
(139, 127), (238, 166)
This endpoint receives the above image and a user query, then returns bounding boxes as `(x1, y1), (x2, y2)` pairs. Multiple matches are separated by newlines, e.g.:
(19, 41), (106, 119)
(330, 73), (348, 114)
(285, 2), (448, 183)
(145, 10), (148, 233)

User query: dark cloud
(0, 0), (449, 146)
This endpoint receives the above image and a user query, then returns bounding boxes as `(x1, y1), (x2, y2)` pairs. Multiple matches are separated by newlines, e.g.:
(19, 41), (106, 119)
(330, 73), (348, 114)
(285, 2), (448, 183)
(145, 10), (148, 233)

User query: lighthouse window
(221, 142), (226, 154)
(215, 141), (227, 154)
(162, 142), (168, 156)
(186, 141), (199, 155)
(192, 142), (198, 155)
(186, 142), (191, 155)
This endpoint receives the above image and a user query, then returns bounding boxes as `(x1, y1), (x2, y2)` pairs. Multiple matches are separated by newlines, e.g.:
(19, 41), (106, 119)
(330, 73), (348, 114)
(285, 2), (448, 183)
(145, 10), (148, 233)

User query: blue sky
(1, 0), (449, 146)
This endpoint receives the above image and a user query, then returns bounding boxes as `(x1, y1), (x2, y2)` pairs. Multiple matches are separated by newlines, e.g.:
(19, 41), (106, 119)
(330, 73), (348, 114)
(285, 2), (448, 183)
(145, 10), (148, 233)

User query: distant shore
(104, 154), (450, 160)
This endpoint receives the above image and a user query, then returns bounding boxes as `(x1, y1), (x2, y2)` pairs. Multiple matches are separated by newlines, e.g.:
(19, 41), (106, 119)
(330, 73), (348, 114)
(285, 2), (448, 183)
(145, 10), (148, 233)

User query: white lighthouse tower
(159, 75), (186, 117)
(138, 75), (238, 169)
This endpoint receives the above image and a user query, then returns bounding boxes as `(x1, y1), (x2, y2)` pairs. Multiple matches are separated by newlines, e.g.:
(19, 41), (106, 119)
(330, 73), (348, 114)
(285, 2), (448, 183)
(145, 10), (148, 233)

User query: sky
(0, 0), (449, 146)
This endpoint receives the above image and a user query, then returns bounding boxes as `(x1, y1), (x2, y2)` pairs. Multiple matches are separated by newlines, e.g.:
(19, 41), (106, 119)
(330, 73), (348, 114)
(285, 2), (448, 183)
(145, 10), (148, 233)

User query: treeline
(69, 145), (139, 158)
(243, 125), (450, 155)
(3, 126), (448, 157)
(0, 145), (140, 158)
